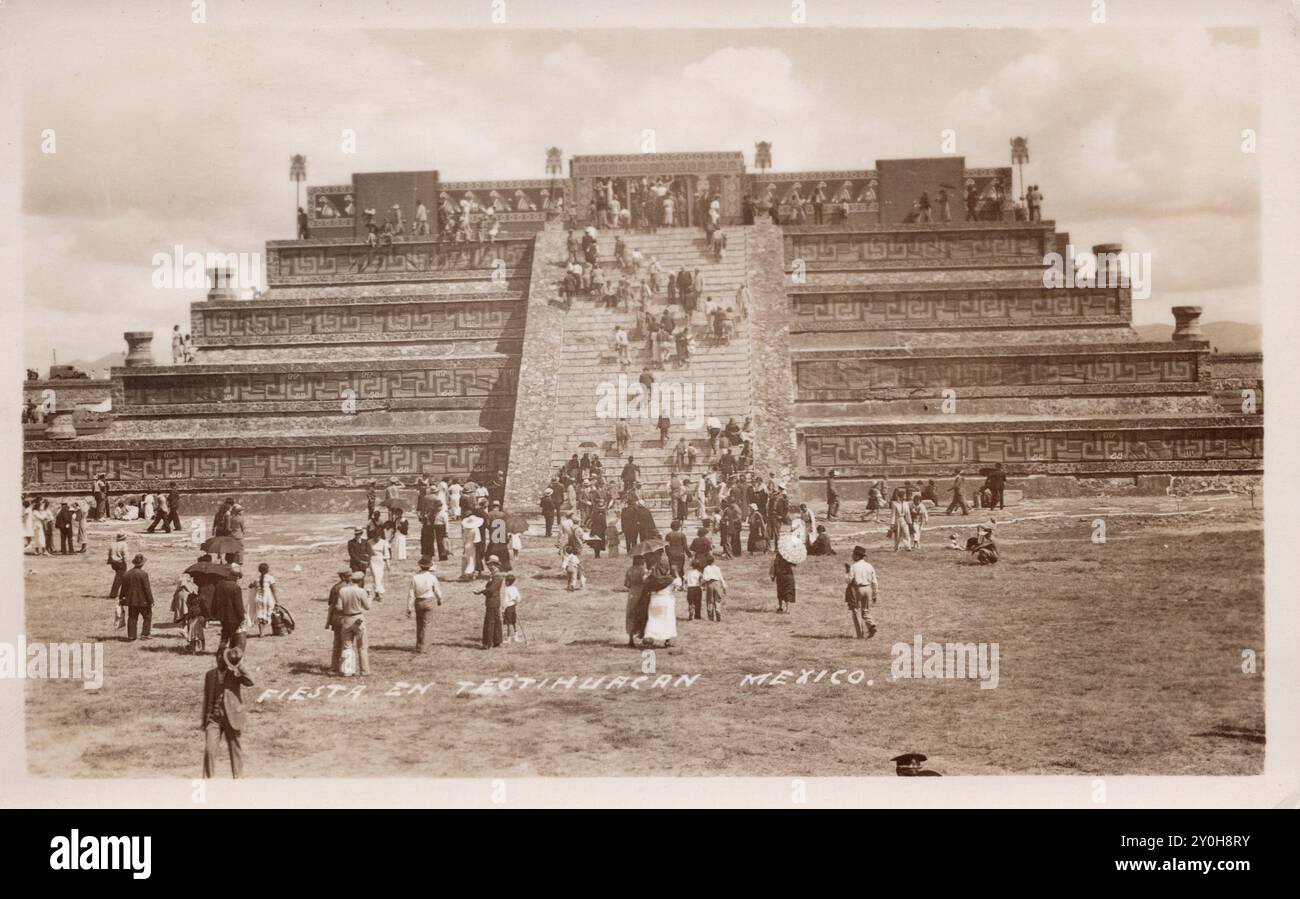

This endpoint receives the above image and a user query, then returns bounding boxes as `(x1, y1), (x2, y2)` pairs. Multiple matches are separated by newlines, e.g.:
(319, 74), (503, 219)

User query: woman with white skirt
(369, 533), (389, 599)
(640, 548), (680, 647)
(460, 513), (483, 580)
(248, 562), (277, 636)
(392, 510), (409, 561)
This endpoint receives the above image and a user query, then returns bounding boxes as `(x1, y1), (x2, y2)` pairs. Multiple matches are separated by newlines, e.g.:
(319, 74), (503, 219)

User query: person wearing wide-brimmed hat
(460, 509), (484, 580)
(119, 553), (155, 641)
(106, 531), (130, 598)
(475, 556), (505, 649)
(845, 545), (878, 639)
(202, 646), (254, 779)
(406, 557), (444, 653)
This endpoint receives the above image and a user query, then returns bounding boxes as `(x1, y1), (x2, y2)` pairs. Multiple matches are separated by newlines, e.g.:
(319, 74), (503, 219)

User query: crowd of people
(558, 224), (747, 345)
(22, 497), (86, 555)
(37, 448), (1019, 779)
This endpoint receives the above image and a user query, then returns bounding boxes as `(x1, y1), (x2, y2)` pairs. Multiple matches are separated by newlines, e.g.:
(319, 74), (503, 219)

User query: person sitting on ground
(966, 525), (999, 564)
(808, 525), (836, 556)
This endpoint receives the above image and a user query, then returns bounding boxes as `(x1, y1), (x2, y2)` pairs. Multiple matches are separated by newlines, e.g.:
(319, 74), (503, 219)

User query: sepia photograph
(1, 0), (1296, 838)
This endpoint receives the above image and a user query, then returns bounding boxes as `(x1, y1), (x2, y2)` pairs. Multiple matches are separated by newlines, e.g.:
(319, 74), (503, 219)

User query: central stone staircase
(543, 226), (757, 523)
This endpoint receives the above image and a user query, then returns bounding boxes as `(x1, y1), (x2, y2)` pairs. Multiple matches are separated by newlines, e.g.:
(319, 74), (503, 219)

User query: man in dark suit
(118, 554), (154, 641)
(634, 501), (660, 543)
(210, 564), (246, 654)
(986, 462), (1007, 511)
(620, 502), (640, 554)
(202, 646), (254, 778)
(55, 503), (74, 554)
(347, 528), (371, 576)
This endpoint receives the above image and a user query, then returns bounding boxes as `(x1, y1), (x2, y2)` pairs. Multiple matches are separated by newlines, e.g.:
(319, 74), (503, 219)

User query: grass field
(21, 495), (1264, 778)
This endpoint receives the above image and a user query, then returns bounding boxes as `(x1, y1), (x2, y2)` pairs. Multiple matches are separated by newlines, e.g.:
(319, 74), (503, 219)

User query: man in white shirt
(614, 326), (630, 366)
(406, 557), (445, 653)
(845, 545), (879, 639)
(706, 415), (723, 453)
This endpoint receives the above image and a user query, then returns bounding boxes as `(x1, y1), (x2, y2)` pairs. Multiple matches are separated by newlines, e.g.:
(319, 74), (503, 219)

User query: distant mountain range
(1134, 321), (1260, 353)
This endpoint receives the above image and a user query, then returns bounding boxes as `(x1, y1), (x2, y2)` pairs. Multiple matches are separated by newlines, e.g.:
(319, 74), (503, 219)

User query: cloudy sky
(11, 8), (1260, 369)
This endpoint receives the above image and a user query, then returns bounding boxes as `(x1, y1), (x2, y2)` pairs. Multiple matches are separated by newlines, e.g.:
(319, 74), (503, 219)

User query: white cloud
(18, 26), (1262, 368)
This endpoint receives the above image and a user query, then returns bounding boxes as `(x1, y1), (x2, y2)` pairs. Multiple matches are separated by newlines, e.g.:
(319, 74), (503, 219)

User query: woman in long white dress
(392, 510), (409, 562)
(640, 548), (680, 647)
(249, 562), (277, 635)
(460, 512), (483, 580)
(368, 533), (389, 599)
(22, 502), (33, 552)
(142, 493), (155, 523)
(31, 501), (52, 554)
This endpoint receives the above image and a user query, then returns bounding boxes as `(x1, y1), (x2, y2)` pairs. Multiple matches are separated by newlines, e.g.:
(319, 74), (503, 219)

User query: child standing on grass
(502, 574), (522, 642)
(685, 558), (704, 620)
(562, 545), (586, 591)
(702, 555), (727, 622)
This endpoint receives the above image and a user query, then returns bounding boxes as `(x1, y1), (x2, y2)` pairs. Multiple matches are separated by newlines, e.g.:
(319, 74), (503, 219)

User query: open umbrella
(185, 561), (233, 578)
(202, 535), (243, 555)
(505, 513), (530, 534)
(631, 538), (665, 556)
(777, 534), (807, 565)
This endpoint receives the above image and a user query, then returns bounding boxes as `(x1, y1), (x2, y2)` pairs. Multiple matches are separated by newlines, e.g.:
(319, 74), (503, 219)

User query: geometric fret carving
(196, 299), (523, 341)
(790, 285), (1128, 331)
(27, 437), (509, 491)
(802, 423), (1263, 474)
(784, 225), (1052, 269)
(794, 350), (1202, 400)
(266, 239), (533, 285)
(118, 362), (519, 409)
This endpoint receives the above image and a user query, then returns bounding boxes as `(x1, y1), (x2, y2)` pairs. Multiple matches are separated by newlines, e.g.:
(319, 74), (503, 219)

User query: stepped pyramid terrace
(22, 151), (1263, 518)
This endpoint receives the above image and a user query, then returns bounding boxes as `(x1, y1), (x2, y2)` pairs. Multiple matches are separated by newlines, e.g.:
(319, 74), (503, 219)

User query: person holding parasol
(771, 533), (805, 614)
(633, 539), (678, 647)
